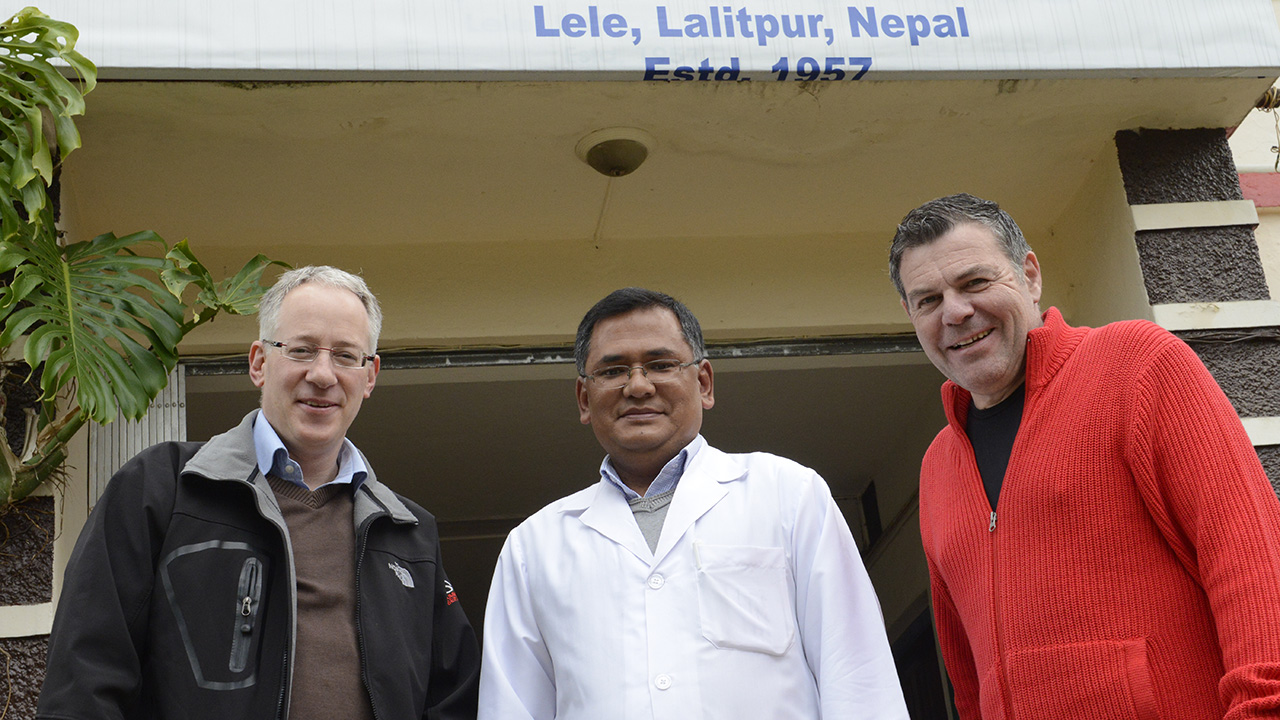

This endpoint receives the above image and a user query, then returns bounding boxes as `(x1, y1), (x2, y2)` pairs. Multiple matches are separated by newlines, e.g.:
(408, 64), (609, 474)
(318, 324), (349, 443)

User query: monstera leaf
(164, 239), (287, 326)
(0, 8), (93, 232)
(1, 230), (282, 425)
(0, 222), (284, 502)
(2, 229), (180, 423)
(0, 8), (286, 507)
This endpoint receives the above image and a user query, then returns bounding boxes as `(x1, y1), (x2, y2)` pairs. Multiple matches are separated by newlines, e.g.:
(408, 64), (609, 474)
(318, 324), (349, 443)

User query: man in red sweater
(891, 193), (1280, 719)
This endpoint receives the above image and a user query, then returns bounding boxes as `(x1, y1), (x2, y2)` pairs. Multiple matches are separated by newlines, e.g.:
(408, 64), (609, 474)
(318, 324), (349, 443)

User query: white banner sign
(16, 0), (1280, 80)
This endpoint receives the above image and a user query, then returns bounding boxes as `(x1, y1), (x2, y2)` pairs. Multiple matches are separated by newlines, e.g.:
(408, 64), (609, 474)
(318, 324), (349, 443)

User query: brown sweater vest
(268, 476), (375, 720)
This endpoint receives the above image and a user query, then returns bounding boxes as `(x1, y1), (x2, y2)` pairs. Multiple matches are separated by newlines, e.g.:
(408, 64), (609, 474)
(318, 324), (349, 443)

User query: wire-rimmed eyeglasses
(581, 359), (700, 389)
(262, 340), (375, 369)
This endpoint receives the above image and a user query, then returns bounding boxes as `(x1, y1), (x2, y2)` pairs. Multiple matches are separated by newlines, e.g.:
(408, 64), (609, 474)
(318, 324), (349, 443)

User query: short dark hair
(888, 193), (1032, 299)
(574, 288), (706, 375)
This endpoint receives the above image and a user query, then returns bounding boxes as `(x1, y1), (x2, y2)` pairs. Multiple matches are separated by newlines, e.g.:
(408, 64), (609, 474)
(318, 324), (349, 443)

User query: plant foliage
(0, 7), (286, 508)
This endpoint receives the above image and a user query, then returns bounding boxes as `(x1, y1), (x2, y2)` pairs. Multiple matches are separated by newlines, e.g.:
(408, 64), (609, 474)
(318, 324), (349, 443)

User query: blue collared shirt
(601, 434), (706, 499)
(253, 412), (368, 490)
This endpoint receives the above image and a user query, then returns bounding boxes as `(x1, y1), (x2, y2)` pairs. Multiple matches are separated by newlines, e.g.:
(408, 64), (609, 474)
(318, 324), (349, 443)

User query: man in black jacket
(38, 266), (479, 720)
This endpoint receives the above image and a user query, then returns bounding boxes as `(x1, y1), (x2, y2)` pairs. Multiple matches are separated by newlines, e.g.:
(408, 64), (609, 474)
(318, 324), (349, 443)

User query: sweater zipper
(989, 510), (1016, 719)
(979, 384), (1031, 720)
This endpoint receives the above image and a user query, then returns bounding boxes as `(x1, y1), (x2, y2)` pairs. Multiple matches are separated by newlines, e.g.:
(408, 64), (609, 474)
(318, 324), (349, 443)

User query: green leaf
(166, 241), (288, 327)
(214, 255), (290, 315)
(0, 241), (25, 272)
(0, 8), (283, 506)
(0, 271), (40, 316)
(0, 6), (96, 231)
(0, 235), (184, 423)
(52, 108), (81, 155)
(2, 225), (282, 425)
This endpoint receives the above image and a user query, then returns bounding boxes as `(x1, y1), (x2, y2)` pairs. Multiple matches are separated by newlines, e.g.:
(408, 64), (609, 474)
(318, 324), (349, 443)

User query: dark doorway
(892, 607), (954, 720)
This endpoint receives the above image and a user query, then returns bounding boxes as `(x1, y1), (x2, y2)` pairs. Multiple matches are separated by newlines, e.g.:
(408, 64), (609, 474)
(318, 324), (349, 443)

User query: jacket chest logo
(388, 561), (415, 588)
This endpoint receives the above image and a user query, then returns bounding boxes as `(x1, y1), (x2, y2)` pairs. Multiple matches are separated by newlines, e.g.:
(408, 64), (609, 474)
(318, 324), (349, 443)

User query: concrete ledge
(0, 602), (52, 638)
(1131, 200), (1258, 231)
(1151, 300), (1280, 331)
(1243, 417), (1280, 447)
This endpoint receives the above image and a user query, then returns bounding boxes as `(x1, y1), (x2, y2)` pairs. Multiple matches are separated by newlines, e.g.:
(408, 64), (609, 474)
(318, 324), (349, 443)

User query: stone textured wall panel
(1136, 226), (1270, 304)
(1178, 334), (1280, 417)
(1116, 128), (1243, 204)
(0, 497), (53, 605)
(0, 636), (47, 720)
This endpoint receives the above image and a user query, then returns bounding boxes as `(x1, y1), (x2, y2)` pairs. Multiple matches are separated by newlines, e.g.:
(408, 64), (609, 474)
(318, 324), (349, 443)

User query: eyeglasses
(582, 359), (701, 389)
(262, 340), (375, 369)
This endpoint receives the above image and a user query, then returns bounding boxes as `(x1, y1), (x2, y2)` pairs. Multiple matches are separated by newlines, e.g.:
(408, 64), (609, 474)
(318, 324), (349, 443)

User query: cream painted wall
(1223, 0), (1280, 300)
(57, 75), (1275, 356)
(1255, 207), (1280, 300)
(1230, 105), (1280, 176)
(51, 432), (89, 611)
(1229, 113), (1280, 299)
(1042, 142), (1153, 326)
(177, 230), (913, 355)
(167, 182), (1149, 358)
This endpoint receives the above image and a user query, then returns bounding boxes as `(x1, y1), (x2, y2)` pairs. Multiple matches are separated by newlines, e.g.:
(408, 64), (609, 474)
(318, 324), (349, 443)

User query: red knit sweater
(920, 308), (1280, 720)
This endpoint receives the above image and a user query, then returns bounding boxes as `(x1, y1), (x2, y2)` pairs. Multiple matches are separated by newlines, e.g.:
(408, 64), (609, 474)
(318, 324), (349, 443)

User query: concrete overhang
(59, 75), (1276, 351)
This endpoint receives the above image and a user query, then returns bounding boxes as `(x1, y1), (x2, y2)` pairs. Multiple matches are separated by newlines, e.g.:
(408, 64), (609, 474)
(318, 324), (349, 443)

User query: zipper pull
(989, 511), (997, 532)
(242, 596), (252, 616)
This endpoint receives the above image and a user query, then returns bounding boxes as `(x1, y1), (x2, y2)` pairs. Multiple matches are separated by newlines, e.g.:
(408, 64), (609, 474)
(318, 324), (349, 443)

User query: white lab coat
(479, 441), (909, 720)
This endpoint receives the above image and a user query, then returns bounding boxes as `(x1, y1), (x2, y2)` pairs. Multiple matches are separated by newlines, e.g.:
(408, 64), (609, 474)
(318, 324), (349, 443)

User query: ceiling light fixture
(575, 127), (654, 177)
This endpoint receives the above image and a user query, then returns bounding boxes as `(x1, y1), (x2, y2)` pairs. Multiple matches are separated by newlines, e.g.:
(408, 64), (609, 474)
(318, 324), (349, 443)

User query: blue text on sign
(847, 6), (969, 46)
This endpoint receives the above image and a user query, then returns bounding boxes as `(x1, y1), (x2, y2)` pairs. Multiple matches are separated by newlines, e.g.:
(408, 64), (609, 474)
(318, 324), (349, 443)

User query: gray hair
(888, 193), (1032, 299)
(258, 266), (383, 352)
(574, 287), (705, 375)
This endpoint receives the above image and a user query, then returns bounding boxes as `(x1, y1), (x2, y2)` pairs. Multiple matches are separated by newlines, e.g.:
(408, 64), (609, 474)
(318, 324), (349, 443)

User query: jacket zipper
(356, 512), (384, 720)
(243, 466), (295, 720)
(276, 646), (288, 720)
(230, 556), (263, 672)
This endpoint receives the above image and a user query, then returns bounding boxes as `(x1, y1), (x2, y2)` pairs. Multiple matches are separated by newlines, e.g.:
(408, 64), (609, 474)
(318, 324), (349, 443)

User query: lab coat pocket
(695, 542), (795, 656)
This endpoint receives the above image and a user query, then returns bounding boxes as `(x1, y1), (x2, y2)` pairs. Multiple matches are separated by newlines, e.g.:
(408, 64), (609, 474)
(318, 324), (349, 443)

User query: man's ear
(698, 359), (715, 410)
(576, 376), (592, 425)
(1023, 251), (1043, 305)
(363, 355), (380, 398)
(248, 341), (267, 389)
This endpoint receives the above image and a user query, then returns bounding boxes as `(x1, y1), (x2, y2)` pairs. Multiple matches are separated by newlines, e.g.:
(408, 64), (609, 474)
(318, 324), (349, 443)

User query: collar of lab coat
(575, 443), (748, 567)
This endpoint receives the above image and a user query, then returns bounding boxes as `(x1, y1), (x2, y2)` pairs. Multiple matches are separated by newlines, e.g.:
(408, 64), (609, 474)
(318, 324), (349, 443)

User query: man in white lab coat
(479, 287), (909, 720)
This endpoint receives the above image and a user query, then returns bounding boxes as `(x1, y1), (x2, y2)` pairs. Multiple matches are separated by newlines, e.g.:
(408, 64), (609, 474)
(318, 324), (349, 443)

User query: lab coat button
(647, 574), (665, 589)
(654, 674), (672, 690)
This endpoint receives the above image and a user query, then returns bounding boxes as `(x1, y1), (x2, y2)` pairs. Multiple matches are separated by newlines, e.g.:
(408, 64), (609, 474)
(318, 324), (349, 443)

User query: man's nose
(621, 366), (656, 396)
(940, 292), (974, 325)
(304, 353), (339, 387)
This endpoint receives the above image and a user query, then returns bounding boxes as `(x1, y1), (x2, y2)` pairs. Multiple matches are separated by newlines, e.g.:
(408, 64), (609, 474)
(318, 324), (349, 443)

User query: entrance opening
(186, 343), (951, 711)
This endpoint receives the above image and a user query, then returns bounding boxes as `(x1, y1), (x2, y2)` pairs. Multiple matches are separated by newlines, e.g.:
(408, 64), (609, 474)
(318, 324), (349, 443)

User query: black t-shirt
(965, 384), (1025, 511)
